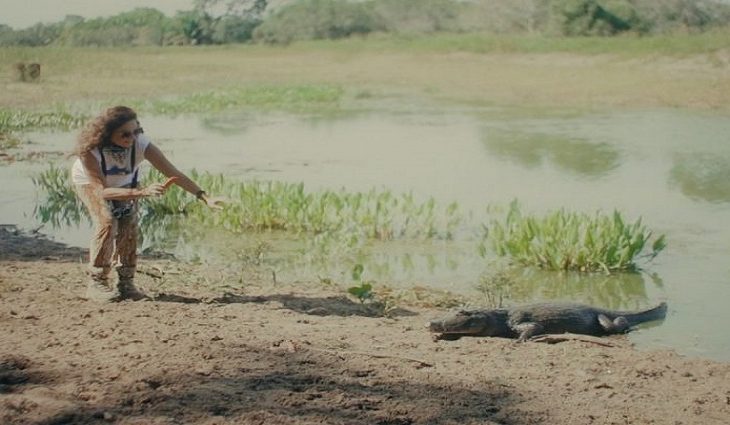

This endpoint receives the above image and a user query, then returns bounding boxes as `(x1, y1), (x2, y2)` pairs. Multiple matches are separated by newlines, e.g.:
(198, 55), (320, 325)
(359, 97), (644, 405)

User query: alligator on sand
(428, 302), (668, 341)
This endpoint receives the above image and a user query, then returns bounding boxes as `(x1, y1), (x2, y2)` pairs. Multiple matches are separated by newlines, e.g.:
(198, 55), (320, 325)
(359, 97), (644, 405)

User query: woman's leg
(75, 184), (117, 301)
(114, 206), (147, 300)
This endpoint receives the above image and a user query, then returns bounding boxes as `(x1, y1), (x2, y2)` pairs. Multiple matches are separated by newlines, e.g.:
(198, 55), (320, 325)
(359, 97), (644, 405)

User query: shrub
(372, 0), (464, 34)
(253, 0), (381, 44)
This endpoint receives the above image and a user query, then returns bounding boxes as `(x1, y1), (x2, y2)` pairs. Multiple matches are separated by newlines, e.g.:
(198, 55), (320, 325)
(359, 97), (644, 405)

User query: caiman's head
(427, 309), (498, 336)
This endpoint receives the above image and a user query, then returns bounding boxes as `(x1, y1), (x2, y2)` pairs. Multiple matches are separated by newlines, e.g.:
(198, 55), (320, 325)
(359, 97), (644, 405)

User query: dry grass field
(1, 34), (729, 112)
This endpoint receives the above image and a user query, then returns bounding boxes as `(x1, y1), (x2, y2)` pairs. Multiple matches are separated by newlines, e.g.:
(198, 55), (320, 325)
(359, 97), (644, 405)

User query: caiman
(428, 302), (667, 341)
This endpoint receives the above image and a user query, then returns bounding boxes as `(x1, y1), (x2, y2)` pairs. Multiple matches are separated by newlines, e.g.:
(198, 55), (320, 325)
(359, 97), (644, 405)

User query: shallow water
(3, 104), (730, 360)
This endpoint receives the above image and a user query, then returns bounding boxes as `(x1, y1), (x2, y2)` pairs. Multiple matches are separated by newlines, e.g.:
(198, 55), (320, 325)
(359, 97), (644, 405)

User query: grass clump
(0, 108), (88, 135)
(145, 169), (461, 241)
(31, 163), (87, 227)
(136, 85), (344, 115)
(1, 84), (343, 138)
(33, 166), (463, 244)
(485, 201), (666, 273)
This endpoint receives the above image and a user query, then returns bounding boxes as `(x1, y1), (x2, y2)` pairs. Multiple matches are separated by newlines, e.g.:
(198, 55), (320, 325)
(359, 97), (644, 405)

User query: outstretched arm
(145, 143), (223, 208)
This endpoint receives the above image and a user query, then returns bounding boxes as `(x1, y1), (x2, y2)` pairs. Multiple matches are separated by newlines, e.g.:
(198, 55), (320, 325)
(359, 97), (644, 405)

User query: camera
(109, 200), (135, 219)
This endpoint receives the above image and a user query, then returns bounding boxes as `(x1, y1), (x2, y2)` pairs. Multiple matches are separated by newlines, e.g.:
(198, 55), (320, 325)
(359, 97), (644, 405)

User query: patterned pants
(75, 184), (138, 283)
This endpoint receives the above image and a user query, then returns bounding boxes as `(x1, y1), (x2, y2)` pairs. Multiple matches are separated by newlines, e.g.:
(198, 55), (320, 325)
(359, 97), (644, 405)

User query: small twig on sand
(314, 348), (433, 368)
(529, 333), (618, 347)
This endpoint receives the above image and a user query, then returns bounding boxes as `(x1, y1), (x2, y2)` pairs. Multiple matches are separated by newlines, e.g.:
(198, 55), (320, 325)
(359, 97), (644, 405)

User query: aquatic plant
(0, 108), (87, 134)
(31, 163), (88, 227)
(135, 85), (344, 115)
(139, 169), (463, 241)
(2, 84), (342, 140)
(34, 166), (463, 244)
(483, 201), (666, 273)
(347, 264), (374, 303)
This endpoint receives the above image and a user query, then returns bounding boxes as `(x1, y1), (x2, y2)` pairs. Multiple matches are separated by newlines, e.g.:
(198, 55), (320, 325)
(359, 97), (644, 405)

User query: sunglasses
(119, 127), (144, 139)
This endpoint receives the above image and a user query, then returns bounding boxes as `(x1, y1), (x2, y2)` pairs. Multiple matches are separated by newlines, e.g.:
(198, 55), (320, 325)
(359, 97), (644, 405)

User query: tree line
(1, 0), (728, 47)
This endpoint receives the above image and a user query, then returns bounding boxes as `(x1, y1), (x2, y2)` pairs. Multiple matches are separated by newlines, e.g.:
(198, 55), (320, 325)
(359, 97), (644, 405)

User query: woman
(71, 106), (221, 302)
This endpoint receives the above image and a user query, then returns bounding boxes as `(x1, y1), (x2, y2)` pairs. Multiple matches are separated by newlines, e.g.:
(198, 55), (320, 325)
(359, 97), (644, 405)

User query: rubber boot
(85, 266), (118, 302)
(117, 266), (148, 301)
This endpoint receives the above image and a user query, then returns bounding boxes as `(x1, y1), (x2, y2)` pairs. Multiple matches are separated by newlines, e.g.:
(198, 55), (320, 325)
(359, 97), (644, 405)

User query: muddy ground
(1, 226), (729, 425)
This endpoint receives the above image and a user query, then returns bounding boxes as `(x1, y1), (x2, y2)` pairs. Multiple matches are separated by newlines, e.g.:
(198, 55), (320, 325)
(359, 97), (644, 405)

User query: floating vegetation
(483, 201), (666, 273)
(135, 85), (344, 115)
(2, 84), (343, 142)
(0, 108), (88, 134)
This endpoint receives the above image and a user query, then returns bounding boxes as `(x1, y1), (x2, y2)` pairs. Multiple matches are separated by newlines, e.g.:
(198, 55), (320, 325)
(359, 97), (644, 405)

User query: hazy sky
(1, 0), (195, 29)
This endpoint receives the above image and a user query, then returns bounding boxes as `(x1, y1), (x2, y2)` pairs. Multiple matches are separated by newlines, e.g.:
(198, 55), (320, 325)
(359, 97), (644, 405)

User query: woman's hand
(162, 177), (179, 189)
(200, 194), (226, 210)
(140, 183), (168, 197)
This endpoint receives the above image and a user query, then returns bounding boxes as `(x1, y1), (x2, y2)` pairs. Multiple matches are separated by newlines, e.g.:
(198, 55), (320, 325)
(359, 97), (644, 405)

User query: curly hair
(74, 106), (138, 156)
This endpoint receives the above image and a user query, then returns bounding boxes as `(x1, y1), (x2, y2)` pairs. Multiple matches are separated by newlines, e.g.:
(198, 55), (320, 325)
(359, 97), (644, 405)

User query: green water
(3, 104), (730, 360)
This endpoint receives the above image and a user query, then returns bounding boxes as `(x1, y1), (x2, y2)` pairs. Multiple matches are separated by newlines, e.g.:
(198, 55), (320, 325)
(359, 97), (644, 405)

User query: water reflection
(199, 109), (361, 136)
(669, 153), (730, 203)
(481, 129), (621, 178)
(476, 266), (653, 310)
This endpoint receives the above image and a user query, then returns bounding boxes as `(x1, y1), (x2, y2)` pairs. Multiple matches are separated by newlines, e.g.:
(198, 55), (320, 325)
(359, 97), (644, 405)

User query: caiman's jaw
(426, 319), (455, 333)
(426, 312), (486, 335)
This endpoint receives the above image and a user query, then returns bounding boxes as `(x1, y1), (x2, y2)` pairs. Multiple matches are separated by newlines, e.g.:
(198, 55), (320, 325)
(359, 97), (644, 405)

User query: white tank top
(71, 134), (150, 188)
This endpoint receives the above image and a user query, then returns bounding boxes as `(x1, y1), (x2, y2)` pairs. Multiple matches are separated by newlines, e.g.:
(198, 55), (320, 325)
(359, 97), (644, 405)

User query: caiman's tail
(622, 302), (668, 327)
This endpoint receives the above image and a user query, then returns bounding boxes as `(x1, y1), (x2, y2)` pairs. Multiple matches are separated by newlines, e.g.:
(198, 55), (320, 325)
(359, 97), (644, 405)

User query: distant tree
(60, 15), (85, 28)
(52, 8), (172, 46)
(106, 8), (168, 27)
(187, 0), (267, 43)
(1, 0), (728, 46)
(373, 0), (464, 34)
(253, 0), (379, 44)
(0, 22), (62, 46)
(659, 0), (715, 29)
(211, 15), (263, 43)
(550, 0), (635, 35)
(194, 0), (267, 17)
(173, 10), (216, 44)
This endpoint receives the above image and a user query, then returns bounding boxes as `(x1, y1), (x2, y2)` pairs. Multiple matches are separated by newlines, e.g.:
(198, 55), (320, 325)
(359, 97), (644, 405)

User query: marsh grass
(0, 108), (87, 134)
(485, 201), (666, 273)
(143, 169), (462, 240)
(131, 85), (345, 115)
(34, 166), (463, 248)
(0, 84), (344, 146)
(33, 166), (467, 275)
